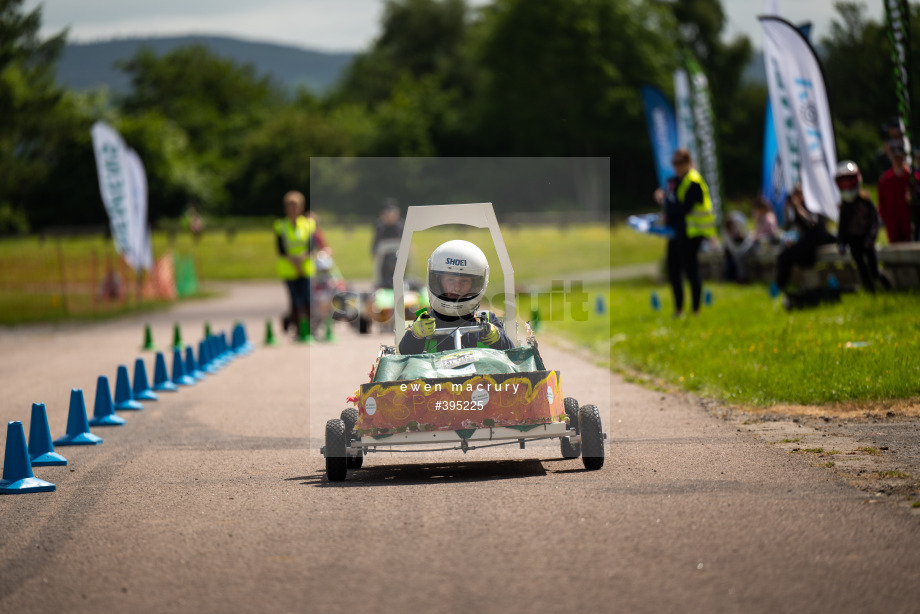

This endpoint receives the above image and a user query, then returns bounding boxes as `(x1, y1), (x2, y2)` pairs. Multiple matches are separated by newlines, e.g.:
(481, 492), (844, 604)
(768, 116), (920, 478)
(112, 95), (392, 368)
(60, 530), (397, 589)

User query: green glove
(411, 313), (436, 339)
(480, 322), (500, 345)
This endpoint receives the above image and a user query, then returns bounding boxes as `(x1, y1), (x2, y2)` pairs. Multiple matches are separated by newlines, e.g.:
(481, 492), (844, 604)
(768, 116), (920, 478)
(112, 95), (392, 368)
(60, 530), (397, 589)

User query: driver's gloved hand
(479, 322), (500, 345)
(411, 313), (436, 339)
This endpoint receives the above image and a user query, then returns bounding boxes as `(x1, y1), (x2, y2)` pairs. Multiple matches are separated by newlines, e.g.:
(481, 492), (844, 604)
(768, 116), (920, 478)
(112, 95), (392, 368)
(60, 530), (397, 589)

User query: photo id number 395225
(434, 400), (483, 411)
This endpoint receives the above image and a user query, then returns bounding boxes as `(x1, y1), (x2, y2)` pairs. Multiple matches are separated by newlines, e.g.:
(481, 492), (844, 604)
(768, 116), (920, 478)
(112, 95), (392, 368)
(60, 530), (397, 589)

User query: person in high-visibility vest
(653, 148), (717, 317)
(274, 190), (318, 333)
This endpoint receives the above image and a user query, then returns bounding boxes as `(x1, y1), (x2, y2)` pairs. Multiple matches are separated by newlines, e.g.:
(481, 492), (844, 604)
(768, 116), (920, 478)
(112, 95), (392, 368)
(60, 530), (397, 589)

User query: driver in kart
(399, 240), (514, 354)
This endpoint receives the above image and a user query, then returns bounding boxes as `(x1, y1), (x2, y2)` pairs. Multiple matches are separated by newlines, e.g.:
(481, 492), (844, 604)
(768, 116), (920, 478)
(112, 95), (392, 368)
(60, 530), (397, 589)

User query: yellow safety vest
(274, 216), (316, 279)
(677, 168), (717, 238)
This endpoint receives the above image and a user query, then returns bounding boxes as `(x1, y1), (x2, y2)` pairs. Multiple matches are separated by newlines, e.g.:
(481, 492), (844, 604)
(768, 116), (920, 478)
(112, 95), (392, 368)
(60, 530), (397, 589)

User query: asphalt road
(2, 281), (919, 614)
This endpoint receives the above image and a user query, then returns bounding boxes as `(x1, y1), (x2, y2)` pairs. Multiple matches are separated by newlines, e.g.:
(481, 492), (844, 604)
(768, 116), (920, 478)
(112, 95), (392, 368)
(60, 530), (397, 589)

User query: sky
(23, 0), (888, 53)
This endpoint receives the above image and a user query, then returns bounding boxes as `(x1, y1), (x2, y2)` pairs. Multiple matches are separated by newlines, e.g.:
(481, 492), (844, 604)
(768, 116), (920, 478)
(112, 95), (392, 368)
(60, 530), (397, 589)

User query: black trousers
(666, 236), (703, 313)
(844, 239), (881, 293)
(776, 233), (833, 291)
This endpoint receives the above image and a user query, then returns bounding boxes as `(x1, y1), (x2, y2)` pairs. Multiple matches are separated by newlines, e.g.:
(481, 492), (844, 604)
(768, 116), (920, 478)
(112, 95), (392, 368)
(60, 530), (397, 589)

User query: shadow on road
(290, 458), (551, 487)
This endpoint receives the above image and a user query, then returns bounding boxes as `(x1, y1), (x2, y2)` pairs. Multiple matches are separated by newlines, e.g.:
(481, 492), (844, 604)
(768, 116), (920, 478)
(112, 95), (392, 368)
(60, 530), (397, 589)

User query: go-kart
(347, 282), (429, 335)
(321, 203), (606, 481)
(347, 238), (429, 335)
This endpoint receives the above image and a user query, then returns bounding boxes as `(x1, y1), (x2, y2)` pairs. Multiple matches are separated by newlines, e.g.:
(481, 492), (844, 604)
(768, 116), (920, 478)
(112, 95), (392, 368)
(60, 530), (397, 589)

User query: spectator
(184, 205), (204, 243)
(878, 139), (913, 243)
(913, 147), (920, 241)
(835, 161), (888, 293)
(274, 190), (320, 335)
(653, 148), (717, 317)
(751, 196), (781, 246)
(772, 184), (836, 296)
(875, 117), (909, 179)
(722, 211), (754, 283)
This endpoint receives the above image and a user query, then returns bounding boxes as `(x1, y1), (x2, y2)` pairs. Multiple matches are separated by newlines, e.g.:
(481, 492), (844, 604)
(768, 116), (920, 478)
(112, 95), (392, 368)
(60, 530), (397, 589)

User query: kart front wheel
(560, 397), (581, 459)
(325, 418), (348, 482)
(579, 404), (604, 471)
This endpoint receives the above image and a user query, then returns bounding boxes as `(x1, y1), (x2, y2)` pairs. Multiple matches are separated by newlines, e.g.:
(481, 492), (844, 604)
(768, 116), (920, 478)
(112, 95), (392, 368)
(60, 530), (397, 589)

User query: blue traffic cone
(185, 346), (205, 381)
(650, 291), (661, 311)
(1, 421), (56, 494)
(231, 323), (245, 354)
(215, 333), (229, 366)
(199, 339), (217, 375)
(171, 348), (196, 386)
(207, 336), (224, 370)
(132, 357), (159, 402)
(53, 389), (103, 446)
(152, 351), (178, 392)
(114, 364), (143, 411)
(231, 324), (242, 353)
(89, 376), (126, 427)
(220, 332), (234, 362)
(703, 288), (713, 306)
(28, 403), (67, 467)
(595, 295), (606, 315)
(237, 322), (253, 355)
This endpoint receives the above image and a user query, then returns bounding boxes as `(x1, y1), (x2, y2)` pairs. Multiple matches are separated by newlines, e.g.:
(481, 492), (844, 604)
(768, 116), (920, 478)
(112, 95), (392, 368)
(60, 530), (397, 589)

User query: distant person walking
(371, 199), (404, 289)
(653, 148), (717, 317)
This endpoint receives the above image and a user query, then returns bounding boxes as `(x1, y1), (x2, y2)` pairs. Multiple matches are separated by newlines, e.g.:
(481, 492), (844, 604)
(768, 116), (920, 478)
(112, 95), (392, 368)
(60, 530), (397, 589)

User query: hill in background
(56, 35), (355, 94)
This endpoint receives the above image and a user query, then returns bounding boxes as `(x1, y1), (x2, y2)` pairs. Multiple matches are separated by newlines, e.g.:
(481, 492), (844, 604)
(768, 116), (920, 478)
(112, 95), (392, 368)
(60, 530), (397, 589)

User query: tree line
(0, 0), (917, 233)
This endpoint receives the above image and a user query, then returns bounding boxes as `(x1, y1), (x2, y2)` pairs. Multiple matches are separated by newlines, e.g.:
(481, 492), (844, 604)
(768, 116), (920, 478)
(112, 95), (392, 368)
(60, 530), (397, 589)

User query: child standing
(834, 161), (888, 293)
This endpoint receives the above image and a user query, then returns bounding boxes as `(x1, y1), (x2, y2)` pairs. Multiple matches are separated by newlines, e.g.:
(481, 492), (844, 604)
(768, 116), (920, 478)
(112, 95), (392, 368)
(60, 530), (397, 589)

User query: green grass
(0, 232), (247, 323)
(1, 222), (619, 283)
(0, 222), (617, 324)
(543, 280), (920, 407)
(320, 223), (618, 283)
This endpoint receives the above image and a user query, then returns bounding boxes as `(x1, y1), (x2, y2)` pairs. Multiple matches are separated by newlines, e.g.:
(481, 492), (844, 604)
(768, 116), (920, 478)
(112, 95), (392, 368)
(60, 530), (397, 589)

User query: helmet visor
(835, 175), (859, 191)
(429, 271), (485, 303)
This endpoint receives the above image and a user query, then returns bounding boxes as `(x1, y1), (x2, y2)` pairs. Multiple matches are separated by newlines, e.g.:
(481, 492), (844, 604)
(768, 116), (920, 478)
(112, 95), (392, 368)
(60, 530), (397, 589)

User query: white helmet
(835, 160), (861, 203)
(315, 251), (334, 273)
(427, 240), (489, 317)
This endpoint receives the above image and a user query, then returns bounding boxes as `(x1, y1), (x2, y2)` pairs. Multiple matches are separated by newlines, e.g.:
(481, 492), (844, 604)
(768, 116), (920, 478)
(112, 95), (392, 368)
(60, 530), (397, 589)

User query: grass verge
(543, 279), (920, 407)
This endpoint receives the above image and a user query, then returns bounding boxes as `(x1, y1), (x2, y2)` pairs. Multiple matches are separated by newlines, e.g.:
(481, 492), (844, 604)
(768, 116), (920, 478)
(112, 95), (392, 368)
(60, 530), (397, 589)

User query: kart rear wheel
(341, 407), (359, 432)
(561, 397), (581, 459)
(325, 418), (348, 481)
(579, 404), (604, 471)
(341, 408), (364, 469)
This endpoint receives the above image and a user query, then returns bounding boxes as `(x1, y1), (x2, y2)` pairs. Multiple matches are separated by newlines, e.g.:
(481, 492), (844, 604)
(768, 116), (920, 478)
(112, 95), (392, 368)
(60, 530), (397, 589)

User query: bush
(0, 203), (30, 236)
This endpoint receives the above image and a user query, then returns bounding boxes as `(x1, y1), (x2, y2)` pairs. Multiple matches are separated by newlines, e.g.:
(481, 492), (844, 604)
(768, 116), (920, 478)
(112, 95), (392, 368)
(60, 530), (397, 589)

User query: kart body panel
(355, 368), (564, 437)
